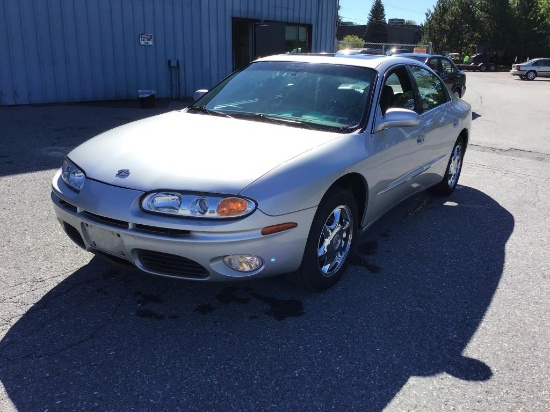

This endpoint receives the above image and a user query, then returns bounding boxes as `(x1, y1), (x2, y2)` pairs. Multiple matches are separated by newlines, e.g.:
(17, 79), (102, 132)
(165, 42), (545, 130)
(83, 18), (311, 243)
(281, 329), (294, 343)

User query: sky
(339, 0), (438, 25)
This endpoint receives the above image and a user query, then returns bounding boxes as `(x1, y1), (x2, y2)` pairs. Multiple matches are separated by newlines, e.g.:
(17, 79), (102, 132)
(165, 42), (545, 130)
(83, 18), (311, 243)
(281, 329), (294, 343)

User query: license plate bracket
(82, 223), (126, 257)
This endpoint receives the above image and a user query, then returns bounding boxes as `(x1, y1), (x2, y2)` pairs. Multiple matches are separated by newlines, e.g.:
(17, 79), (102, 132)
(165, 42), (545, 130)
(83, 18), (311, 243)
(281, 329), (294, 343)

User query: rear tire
(488, 64), (496, 71)
(479, 64), (487, 72)
(526, 71), (536, 80)
(288, 187), (357, 292)
(430, 138), (465, 196)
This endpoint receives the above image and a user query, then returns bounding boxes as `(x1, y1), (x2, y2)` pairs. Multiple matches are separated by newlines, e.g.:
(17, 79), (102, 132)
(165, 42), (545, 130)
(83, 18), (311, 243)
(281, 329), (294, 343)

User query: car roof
(254, 53), (424, 71)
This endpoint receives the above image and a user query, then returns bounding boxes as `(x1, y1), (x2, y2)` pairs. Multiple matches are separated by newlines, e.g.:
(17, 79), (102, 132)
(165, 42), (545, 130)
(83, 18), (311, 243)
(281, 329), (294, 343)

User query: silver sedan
(51, 54), (471, 291)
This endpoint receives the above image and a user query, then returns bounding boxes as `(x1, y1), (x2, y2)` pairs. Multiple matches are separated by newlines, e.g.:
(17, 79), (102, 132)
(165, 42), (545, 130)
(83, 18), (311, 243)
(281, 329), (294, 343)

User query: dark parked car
(396, 53), (467, 97)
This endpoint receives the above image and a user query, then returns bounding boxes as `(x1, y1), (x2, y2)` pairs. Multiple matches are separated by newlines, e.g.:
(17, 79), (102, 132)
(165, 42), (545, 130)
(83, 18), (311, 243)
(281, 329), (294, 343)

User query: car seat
(380, 85), (395, 114)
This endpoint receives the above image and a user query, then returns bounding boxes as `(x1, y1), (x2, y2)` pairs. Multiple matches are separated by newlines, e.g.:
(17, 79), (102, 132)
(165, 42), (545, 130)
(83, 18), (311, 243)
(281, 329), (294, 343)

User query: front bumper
(51, 171), (315, 281)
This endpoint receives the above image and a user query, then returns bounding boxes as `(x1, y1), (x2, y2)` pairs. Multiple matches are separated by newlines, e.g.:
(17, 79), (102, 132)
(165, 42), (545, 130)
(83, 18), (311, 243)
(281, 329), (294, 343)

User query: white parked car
(52, 54), (472, 291)
(510, 58), (550, 80)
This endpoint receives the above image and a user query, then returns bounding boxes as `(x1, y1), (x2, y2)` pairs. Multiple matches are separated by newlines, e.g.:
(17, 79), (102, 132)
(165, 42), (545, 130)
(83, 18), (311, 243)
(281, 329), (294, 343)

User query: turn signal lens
(261, 222), (298, 235)
(216, 197), (252, 217)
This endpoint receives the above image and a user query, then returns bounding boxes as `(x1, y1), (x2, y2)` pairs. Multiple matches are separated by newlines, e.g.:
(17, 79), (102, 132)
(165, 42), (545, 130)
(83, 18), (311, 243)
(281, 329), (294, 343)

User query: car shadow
(0, 186), (513, 411)
(0, 99), (191, 177)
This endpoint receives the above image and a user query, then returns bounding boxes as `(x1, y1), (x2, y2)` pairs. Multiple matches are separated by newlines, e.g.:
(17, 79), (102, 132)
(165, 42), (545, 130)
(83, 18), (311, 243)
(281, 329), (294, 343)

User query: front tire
(479, 64), (487, 72)
(526, 71), (536, 80)
(430, 138), (465, 196)
(289, 187), (357, 292)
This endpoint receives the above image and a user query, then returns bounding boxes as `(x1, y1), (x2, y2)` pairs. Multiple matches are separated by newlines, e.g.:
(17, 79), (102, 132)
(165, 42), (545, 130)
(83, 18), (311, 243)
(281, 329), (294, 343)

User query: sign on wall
(139, 33), (153, 46)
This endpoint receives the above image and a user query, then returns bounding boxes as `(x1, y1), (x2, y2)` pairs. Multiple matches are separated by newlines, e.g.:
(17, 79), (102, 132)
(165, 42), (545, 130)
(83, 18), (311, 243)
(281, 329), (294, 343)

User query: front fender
(241, 133), (370, 216)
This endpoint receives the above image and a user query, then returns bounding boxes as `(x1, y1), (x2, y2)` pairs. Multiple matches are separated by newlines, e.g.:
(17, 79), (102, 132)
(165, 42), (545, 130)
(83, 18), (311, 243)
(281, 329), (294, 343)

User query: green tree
(340, 35), (365, 50)
(475, 0), (514, 53)
(364, 0), (388, 43)
(510, 0), (550, 59)
(417, 0), (550, 59)
(422, 0), (479, 55)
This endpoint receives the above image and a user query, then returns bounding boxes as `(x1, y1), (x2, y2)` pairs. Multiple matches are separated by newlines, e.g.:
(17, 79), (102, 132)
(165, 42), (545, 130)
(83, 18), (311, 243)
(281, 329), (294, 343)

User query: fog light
(223, 255), (263, 272)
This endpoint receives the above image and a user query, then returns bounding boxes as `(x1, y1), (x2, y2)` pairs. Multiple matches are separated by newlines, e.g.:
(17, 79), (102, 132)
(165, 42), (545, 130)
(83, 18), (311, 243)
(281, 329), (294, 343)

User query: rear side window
(409, 66), (450, 112)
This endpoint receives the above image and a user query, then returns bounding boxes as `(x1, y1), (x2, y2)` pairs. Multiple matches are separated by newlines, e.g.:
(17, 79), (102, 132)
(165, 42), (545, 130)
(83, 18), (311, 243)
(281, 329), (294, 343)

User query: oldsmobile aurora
(51, 54), (472, 291)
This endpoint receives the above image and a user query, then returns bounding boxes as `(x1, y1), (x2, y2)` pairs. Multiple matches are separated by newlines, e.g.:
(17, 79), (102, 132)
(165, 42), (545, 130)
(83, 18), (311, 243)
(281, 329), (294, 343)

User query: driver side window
(379, 66), (416, 115)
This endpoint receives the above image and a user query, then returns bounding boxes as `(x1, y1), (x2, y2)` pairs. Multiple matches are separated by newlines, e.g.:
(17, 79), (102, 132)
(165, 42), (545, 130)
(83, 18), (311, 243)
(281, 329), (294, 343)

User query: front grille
(136, 249), (209, 279)
(63, 222), (85, 249)
(134, 224), (190, 237)
(82, 211), (128, 228)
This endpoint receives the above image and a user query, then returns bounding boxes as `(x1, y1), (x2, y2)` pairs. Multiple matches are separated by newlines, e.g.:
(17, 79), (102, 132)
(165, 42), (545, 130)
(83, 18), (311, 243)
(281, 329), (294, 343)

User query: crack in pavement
(468, 144), (550, 163)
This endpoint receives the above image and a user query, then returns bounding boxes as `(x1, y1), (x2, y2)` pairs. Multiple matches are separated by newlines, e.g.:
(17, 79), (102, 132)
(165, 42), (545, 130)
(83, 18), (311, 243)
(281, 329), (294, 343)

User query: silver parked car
(510, 58), (550, 80)
(51, 54), (471, 291)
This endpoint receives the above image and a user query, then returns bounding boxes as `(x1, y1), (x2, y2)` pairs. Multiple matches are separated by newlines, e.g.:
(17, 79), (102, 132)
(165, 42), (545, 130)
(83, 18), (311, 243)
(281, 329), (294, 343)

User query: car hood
(69, 111), (341, 194)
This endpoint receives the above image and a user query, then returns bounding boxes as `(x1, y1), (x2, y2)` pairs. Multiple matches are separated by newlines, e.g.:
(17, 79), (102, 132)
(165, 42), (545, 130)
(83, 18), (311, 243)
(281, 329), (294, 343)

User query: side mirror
(193, 89), (208, 102)
(374, 108), (420, 133)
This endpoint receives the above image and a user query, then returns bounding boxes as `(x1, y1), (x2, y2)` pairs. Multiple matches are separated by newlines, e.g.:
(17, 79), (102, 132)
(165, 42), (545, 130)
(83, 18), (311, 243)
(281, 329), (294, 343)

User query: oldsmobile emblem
(116, 169), (130, 178)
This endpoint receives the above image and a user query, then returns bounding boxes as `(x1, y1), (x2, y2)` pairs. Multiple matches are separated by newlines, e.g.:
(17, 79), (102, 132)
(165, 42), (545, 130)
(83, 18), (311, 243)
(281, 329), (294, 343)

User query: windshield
(190, 61), (376, 132)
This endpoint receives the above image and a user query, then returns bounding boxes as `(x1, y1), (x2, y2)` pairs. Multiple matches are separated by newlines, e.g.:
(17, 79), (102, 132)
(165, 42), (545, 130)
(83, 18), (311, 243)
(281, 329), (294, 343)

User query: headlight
(61, 158), (86, 192)
(141, 192), (256, 219)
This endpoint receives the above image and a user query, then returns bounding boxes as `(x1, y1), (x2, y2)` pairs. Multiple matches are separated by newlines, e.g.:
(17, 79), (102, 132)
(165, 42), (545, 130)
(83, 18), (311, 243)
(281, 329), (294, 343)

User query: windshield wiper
(186, 106), (233, 118)
(230, 112), (314, 130)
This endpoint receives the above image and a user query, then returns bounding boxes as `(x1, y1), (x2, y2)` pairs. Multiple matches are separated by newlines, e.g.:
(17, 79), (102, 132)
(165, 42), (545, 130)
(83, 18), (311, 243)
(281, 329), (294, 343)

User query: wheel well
(326, 173), (368, 227)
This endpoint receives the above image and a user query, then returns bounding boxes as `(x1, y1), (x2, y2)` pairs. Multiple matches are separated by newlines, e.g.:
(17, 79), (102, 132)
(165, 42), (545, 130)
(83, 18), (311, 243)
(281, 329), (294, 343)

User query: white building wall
(0, 0), (337, 106)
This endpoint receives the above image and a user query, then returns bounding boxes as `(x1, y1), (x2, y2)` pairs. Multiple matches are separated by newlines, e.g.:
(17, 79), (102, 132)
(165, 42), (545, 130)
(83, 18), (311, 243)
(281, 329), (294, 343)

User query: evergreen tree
(364, 0), (388, 43)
